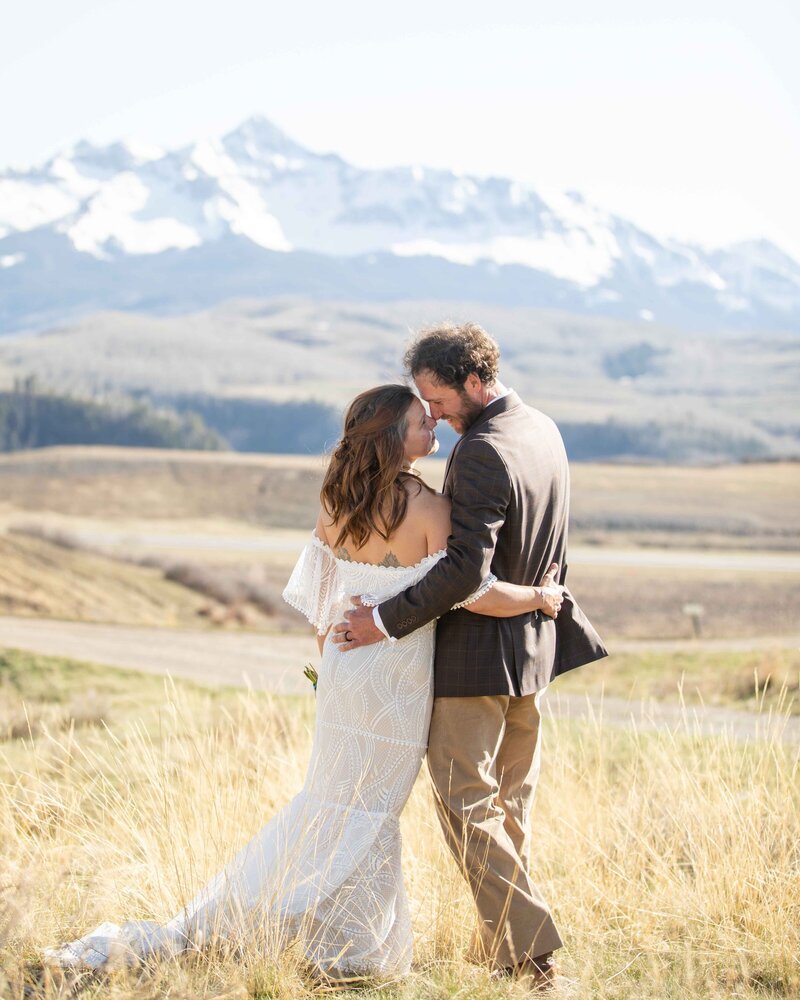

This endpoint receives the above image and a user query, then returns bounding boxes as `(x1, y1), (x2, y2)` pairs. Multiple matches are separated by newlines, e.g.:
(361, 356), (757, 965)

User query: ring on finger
(344, 630), (353, 642)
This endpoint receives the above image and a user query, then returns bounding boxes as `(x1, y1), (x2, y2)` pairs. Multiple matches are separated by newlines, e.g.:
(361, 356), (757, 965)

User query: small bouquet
(303, 663), (318, 692)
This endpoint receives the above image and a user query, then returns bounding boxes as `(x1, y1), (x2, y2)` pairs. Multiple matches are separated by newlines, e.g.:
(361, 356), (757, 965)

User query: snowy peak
(0, 115), (798, 332)
(222, 115), (311, 162)
(67, 138), (165, 172)
(716, 238), (800, 280)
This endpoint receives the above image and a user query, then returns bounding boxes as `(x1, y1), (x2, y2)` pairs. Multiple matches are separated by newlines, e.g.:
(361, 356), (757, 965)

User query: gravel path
(2, 615), (798, 744)
(0, 615), (317, 693)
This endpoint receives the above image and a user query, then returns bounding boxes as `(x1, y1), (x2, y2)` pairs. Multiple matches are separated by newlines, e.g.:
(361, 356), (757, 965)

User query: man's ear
(464, 373), (481, 394)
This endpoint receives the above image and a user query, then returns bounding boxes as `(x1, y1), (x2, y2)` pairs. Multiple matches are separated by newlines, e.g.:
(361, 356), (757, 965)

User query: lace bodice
(282, 535), (495, 634)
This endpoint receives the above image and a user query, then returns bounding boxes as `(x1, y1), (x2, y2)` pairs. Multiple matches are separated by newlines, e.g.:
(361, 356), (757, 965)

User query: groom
(334, 322), (607, 987)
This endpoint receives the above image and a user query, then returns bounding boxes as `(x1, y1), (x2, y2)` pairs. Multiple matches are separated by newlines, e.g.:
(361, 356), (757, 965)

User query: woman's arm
(317, 627), (330, 655)
(465, 568), (563, 619)
(313, 509), (332, 651)
(315, 507), (332, 544)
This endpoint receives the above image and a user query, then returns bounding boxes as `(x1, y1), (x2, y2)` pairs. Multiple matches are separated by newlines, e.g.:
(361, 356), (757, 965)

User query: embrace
(46, 323), (607, 989)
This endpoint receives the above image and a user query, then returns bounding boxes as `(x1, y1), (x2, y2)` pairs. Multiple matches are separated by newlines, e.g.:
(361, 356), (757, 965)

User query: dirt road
(3, 615), (798, 744)
(0, 615), (317, 693)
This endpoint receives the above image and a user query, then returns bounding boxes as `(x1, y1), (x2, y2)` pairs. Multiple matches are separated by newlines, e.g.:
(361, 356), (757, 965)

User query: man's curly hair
(403, 322), (500, 388)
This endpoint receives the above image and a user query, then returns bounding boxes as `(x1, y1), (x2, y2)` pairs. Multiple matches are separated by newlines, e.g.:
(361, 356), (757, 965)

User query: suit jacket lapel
(467, 390), (523, 434)
(442, 391), (523, 491)
(443, 438), (462, 491)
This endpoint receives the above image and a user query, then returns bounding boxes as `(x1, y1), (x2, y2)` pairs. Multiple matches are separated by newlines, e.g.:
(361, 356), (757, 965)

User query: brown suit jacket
(378, 391), (607, 696)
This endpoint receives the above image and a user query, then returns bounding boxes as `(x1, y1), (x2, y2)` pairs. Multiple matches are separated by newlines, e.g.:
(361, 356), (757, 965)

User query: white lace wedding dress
(44, 535), (494, 977)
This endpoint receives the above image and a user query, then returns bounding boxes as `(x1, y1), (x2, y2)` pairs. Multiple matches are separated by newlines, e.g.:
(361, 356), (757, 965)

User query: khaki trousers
(426, 692), (563, 967)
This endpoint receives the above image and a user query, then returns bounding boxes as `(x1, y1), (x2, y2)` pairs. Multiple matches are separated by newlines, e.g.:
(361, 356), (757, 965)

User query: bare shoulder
(315, 503), (337, 546)
(427, 490), (451, 519)
(405, 480), (450, 552)
(405, 478), (449, 515)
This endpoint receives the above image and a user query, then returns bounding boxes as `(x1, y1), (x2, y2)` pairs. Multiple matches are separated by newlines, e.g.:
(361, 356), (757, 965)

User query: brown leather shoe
(490, 952), (557, 991)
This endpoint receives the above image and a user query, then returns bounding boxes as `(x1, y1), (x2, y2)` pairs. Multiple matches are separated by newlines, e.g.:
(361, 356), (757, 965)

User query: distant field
(0, 446), (327, 529)
(422, 457), (800, 549)
(5, 527), (799, 639)
(1, 447), (798, 640)
(565, 562), (800, 640)
(1, 446), (798, 548)
(0, 532), (208, 626)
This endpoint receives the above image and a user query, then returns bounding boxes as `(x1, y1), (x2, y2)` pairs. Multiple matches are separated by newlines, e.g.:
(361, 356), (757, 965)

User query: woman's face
(403, 397), (439, 463)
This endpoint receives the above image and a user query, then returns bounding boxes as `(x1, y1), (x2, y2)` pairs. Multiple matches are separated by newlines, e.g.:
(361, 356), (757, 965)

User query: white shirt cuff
(372, 606), (397, 642)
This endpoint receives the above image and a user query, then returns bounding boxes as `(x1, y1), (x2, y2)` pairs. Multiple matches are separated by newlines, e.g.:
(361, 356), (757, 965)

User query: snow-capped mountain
(1, 115), (799, 334)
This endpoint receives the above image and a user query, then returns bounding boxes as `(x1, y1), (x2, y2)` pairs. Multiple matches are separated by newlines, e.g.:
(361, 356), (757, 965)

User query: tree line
(0, 377), (780, 462)
(0, 377), (222, 452)
(0, 378), (344, 455)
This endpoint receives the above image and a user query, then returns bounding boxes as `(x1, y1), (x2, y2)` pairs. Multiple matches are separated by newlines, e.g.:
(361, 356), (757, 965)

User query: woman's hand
(534, 562), (565, 618)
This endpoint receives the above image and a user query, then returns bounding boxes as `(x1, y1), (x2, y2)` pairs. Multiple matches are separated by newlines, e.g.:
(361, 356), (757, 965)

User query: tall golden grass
(1, 665), (798, 998)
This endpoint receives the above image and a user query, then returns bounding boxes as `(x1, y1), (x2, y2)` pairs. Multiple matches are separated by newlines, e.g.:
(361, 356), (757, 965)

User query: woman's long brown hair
(321, 384), (422, 550)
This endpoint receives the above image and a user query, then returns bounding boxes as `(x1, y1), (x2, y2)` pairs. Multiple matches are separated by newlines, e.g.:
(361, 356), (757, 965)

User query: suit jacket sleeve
(378, 438), (511, 639)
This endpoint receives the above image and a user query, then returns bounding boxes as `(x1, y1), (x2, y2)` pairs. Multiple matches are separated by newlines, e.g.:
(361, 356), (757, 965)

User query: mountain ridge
(1, 115), (799, 334)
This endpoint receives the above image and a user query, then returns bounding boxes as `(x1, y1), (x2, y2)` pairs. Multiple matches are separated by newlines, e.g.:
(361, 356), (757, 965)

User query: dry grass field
(0, 532), (210, 626)
(566, 461), (800, 550)
(556, 645), (800, 714)
(1, 648), (798, 999)
(0, 447), (328, 529)
(1, 449), (798, 998)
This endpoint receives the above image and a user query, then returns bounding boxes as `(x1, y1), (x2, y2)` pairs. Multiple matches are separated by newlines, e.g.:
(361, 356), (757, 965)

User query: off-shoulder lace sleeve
(282, 535), (344, 635)
(451, 573), (498, 609)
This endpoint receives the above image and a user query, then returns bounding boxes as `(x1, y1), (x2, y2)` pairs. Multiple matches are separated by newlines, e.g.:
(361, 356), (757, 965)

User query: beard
(454, 393), (485, 434)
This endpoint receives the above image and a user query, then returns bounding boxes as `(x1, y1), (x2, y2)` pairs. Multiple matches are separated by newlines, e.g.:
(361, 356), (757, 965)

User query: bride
(44, 384), (563, 979)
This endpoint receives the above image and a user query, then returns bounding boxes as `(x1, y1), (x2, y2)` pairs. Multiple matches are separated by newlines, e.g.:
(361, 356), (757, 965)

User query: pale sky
(3, 0), (799, 259)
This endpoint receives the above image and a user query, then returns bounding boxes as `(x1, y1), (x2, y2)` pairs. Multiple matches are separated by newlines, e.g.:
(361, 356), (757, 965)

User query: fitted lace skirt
(45, 615), (436, 976)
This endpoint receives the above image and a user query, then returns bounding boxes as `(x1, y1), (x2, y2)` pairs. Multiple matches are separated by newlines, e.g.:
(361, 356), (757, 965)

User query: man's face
(413, 370), (485, 435)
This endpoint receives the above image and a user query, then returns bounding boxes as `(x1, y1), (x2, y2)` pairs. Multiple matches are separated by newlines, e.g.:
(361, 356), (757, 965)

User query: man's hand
(331, 597), (386, 651)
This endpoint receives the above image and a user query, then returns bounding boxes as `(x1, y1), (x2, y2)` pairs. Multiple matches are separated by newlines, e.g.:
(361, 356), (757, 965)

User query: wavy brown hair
(403, 321), (500, 387)
(321, 384), (423, 549)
